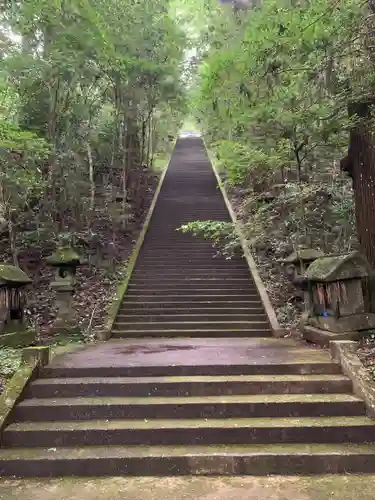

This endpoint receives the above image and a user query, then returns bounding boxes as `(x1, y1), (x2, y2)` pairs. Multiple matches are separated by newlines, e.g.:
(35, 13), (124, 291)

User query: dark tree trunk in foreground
(341, 101), (375, 312)
(341, 101), (375, 267)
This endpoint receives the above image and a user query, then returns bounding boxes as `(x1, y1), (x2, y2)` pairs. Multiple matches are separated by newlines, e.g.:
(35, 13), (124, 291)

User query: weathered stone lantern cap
(0, 264), (32, 286)
(281, 248), (324, 264)
(304, 251), (372, 282)
(46, 247), (82, 267)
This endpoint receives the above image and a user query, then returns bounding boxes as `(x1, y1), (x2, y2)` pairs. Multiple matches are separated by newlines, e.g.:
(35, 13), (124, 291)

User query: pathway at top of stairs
(1, 137), (375, 478)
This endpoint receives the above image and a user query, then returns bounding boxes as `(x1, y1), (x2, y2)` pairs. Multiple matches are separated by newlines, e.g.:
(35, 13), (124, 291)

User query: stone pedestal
(22, 346), (51, 366)
(51, 283), (79, 333)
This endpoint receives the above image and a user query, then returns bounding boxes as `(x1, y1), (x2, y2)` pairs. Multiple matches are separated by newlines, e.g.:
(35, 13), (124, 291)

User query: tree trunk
(8, 212), (18, 267)
(342, 101), (375, 267)
(87, 142), (95, 211)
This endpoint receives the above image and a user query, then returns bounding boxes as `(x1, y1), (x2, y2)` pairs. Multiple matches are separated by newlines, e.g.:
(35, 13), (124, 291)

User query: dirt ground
(0, 475), (374, 500)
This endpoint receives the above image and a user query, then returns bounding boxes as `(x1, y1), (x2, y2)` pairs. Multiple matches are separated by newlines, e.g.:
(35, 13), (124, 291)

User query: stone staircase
(1, 137), (375, 477)
(111, 138), (272, 339)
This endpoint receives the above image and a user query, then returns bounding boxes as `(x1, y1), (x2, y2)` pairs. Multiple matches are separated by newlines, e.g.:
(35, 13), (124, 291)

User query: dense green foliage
(0, 0), (188, 262)
(191, 0), (372, 255)
(179, 220), (241, 257)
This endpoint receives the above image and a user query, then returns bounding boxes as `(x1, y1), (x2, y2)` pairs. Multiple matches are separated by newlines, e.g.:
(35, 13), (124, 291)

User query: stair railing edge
(204, 140), (281, 334)
(98, 145), (175, 341)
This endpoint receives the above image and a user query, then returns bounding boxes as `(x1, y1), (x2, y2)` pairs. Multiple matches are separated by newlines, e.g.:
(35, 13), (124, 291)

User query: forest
(188, 0), (375, 328)
(1, 0), (375, 337)
(0, 0), (188, 339)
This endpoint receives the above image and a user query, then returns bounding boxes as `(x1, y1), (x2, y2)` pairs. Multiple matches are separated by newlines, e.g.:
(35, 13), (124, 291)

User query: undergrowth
(178, 220), (241, 258)
(0, 348), (22, 379)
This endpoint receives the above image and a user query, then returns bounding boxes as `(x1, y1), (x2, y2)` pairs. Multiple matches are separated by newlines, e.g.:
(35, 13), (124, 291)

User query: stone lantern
(304, 251), (375, 334)
(0, 264), (34, 347)
(46, 247), (82, 333)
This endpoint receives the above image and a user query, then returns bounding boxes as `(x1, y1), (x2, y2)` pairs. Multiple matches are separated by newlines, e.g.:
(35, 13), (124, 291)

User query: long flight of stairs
(1, 137), (375, 477)
(111, 137), (273, 339)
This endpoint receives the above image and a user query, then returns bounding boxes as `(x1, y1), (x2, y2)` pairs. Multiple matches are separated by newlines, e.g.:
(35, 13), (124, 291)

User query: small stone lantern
(0, 264), (34, 346)
(304, 251), (375, 333)
(46, 247), (82, 333)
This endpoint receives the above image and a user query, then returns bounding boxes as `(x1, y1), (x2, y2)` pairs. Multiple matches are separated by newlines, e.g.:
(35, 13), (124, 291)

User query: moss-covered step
(0, 362), (38, 436)
(22, 346), (51, 366)
(0, 329), (36, 348)
(12, 393), (366, 422)
(24, 374), (352, 399)
(2, 443), (375, 477)
(3, 416), (375, 447)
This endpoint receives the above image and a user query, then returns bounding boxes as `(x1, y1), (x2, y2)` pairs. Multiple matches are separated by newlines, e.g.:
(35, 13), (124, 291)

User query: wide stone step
(141, 241), (221, 245)
(130, 273), (251, 278)
(40, 360), (343, 379)
(134, 263), (248, 268)
(124, 294), (261, 301)
(126, 287), (259, 294)
(140, 249), (226, 253)
(131, 273), (250, 280)
(2, 443), (375, 477)
(131, 269), (250, 275)
(13, 394), (366, 422)
(137, 252), (228, 258)
(115, 314), (267, 322)
(113, 321), (270, 331)
(111, 328), (272, 338)
(4, 417), (375, 447)
(118, 302), (264, 310)
(128, 278), (254, 293)
(26, 374), (352, 398)
(134, 259), (246, 264)
(118, 305), (264, 312)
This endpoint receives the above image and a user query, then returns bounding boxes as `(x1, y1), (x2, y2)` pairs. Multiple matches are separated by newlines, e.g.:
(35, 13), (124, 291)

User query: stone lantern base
(51, 283), (81, 335)
(301, 324), (363, 347)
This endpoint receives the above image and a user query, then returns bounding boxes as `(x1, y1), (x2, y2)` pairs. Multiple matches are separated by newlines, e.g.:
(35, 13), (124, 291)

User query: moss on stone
(283, 248), (324, 264)
(0, 330), (36, 348)
(22, 346), (50, 366)
(0, 264), (31, 285)
(305, 251), (372, 282)
(0, 362), (36, 431)
(46, 247), (81, 265)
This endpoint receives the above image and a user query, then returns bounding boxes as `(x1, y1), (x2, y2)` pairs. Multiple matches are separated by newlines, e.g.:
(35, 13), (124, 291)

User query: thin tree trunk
(87, 142), (95, 211)
(146, 115), (152, 167)
(141, 118), (146, 166)
(8, 213), (18, 267)
(122, 122), (129, 229)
